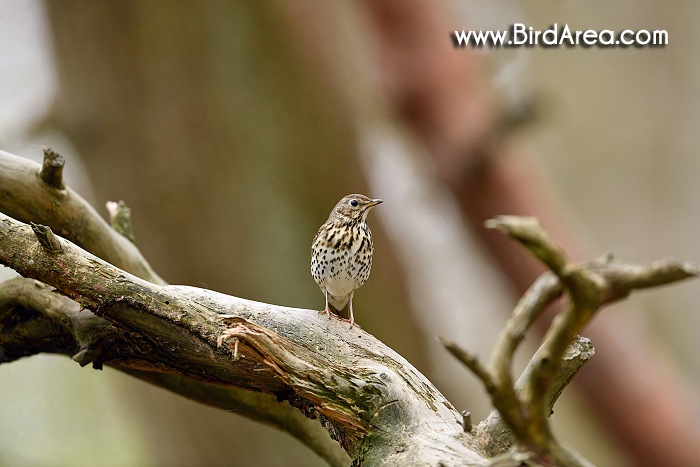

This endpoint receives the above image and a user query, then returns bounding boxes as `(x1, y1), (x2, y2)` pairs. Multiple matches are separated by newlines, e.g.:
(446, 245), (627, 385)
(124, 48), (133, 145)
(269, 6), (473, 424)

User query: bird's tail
(328, 295), (351, 317)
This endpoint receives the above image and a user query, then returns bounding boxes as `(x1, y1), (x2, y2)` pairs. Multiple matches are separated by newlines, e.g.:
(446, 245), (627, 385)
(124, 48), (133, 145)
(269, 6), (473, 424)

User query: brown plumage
(311, 194), (383, 328)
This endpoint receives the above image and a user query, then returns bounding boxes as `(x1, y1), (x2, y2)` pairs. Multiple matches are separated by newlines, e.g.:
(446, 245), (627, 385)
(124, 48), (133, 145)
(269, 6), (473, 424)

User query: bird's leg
(348, 291), (355, 329)
(318, 289), (332, 320)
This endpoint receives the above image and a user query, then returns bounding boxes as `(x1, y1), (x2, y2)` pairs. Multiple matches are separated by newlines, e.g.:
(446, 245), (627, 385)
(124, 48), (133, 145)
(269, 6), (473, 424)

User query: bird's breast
(311, 222), (373, 289)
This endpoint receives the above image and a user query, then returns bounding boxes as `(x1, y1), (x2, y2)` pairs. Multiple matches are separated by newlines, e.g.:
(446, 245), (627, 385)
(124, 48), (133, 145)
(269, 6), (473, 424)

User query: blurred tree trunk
(45, 1), (422, 465)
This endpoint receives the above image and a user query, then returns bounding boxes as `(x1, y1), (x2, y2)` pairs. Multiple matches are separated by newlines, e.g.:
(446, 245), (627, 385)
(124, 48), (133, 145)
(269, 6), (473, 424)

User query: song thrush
(311, 194), (383, 328)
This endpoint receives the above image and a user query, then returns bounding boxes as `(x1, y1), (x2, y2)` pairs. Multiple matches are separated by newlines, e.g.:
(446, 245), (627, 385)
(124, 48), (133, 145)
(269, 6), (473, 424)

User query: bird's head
(329, 194), (383, 223)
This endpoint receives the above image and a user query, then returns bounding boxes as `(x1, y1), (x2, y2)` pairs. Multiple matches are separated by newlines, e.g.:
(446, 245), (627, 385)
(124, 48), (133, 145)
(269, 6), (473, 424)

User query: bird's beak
(367, 199), (383, 207)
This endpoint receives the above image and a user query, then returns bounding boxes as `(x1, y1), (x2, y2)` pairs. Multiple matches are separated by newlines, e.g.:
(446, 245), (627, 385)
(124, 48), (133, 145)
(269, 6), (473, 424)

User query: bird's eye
(350, 199), (359, 207)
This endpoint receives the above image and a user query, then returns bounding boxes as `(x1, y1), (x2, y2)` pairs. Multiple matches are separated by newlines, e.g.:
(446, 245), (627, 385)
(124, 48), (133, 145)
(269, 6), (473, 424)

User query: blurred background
(1, 1), (698, 466)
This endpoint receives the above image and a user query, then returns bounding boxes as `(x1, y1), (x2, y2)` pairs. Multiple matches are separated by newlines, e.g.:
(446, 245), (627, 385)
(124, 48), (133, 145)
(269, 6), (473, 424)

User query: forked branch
(443, 216), (697, 464)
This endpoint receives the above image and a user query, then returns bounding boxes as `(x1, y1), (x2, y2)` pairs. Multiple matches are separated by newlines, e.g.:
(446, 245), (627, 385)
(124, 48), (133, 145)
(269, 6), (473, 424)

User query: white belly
(324, 271), (357, 298)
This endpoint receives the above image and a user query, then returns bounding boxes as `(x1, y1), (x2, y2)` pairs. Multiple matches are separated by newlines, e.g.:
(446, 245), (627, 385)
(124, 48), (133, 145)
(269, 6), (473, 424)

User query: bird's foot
(338, 317), (359, 329)
(318, 307), (335, 320)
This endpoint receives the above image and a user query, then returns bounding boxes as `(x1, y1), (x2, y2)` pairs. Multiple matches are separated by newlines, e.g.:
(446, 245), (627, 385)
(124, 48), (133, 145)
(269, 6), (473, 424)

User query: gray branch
(1, 150), (696, 466)
(0, 149), (163, 283)
(0, 150), (487, 465)
(443, 216), (697, 465)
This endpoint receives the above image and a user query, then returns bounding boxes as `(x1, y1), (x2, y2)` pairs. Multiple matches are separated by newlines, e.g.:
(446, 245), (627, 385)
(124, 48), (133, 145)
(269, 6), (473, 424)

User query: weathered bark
(0, 148), (487, 465)
(0, 208), (486, 465)
(0, 273), (347, 465)
(0, 149), (162, 283)
(1, 149), (696, 465)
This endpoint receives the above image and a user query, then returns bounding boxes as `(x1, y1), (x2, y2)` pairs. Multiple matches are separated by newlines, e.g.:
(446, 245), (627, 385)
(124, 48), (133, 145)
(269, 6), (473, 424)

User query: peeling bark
(0, 208), (487, 465)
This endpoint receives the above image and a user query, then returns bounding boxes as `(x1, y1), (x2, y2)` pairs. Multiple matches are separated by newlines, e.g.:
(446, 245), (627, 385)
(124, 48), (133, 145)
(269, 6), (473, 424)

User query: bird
(311, 194), (383, 328)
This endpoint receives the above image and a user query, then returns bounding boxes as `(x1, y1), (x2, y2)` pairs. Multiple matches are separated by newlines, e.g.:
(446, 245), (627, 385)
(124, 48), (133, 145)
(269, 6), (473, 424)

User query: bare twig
(518, 336), (594, 418)
(0, 149), (163, 283)
(30, 223), (64, 254)
(440, 337), (494, 393)
(485, 216), (569, 278)
(106, 200), (136, 243)
(476, 336), (595, 457)
(39, 147), (66, 190)
(462, 411), (473, 433)
(444, 216), (697, 465)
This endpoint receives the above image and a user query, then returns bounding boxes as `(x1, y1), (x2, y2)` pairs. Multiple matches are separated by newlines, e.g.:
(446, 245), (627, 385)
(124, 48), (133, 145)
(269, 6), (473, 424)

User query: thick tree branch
(0, 278), (349, 465)
(0, 149), (354, 463)
(0, 208), (485, 465)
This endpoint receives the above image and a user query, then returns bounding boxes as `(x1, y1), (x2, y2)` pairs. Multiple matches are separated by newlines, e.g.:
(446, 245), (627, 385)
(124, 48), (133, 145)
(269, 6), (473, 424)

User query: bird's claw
(319, 307), (334, 320)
